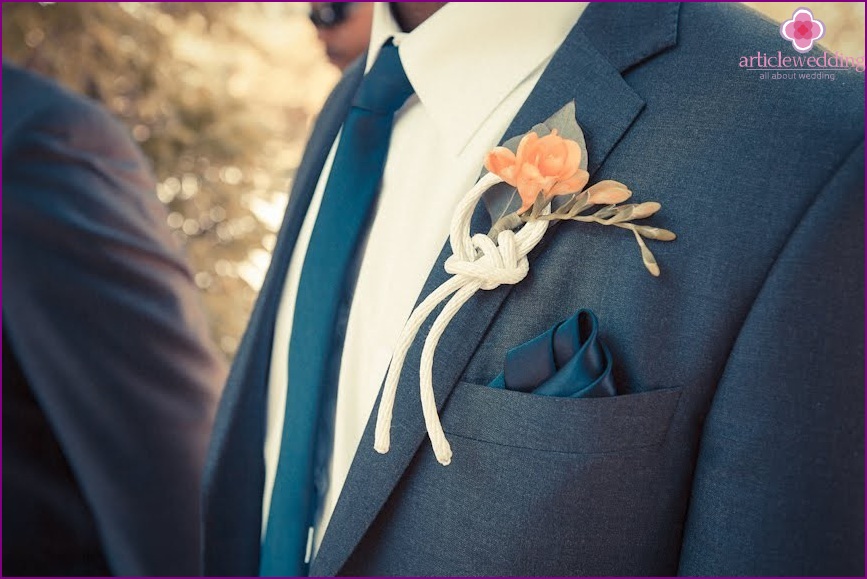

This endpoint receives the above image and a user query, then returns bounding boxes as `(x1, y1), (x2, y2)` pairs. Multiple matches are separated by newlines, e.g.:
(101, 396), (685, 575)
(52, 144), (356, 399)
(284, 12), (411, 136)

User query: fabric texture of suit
(2, 63), (227, 576)
(203, 3), (864, 575)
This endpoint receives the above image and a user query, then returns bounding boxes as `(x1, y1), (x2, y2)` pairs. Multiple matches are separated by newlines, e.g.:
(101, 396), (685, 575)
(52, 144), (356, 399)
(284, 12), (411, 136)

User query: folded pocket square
(488, 309), (617, 398)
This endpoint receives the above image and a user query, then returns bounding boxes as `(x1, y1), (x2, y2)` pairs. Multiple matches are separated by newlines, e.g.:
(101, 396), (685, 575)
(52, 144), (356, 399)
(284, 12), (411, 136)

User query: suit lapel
(201, 62), (363, 575)
(310, 3), (680, 575)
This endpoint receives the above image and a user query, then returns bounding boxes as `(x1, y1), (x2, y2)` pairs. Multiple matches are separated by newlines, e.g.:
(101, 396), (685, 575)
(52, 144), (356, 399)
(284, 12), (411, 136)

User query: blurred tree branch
(2, 2), (331, 358)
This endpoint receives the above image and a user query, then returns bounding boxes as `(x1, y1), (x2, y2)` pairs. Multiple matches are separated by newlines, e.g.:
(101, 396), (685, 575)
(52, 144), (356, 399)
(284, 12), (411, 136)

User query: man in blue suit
(3, 63), (227, 575)
(203, 3), (863, 575)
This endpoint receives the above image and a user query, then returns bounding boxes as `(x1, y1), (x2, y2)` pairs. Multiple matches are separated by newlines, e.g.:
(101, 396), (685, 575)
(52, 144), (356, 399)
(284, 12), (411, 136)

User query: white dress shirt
(263, 1), (589, 557)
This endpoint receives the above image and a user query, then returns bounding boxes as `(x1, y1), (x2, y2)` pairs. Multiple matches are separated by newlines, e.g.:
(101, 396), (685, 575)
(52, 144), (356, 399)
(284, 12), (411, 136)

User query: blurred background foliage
(3, 2), (340, 358)
(2, 2), (863, 360)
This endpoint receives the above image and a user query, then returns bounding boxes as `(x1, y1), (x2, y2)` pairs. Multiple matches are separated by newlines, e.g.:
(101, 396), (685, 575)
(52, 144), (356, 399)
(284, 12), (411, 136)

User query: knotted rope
(374, 171), (550, 465)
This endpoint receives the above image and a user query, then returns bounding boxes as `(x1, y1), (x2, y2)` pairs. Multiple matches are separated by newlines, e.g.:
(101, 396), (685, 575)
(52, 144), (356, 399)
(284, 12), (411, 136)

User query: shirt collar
(365, 2), (589, 155)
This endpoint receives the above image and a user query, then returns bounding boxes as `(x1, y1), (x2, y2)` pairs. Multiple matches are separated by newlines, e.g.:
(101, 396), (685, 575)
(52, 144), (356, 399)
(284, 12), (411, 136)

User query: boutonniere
(374, 102), (675, 466)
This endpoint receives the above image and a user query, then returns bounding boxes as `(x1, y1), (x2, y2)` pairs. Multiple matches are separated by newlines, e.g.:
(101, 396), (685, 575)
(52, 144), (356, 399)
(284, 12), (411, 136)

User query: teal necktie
(260, 41), (414, 577)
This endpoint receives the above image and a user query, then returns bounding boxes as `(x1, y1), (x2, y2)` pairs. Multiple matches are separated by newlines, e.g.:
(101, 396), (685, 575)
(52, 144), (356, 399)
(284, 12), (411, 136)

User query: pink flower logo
(780, 7), (825, 53)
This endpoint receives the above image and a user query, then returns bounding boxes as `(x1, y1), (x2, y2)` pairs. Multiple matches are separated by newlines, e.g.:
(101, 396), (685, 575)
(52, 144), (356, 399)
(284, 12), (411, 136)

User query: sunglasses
(309, 3), (357, 29)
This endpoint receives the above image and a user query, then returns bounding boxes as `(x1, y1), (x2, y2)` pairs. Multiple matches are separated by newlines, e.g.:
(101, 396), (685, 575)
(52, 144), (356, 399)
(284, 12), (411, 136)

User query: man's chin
(326, 50), (348, 70)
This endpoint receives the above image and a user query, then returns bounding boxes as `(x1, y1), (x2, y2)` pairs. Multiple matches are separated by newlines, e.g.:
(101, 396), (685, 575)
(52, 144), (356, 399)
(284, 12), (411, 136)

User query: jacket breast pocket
(440, 381), (682, 454)
(349, 382), (692, 576)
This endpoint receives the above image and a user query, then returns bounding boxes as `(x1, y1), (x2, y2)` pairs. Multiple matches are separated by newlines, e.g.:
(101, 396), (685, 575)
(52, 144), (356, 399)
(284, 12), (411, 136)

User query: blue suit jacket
(2, 63), (227, 575)
(203, 3), (864, 575)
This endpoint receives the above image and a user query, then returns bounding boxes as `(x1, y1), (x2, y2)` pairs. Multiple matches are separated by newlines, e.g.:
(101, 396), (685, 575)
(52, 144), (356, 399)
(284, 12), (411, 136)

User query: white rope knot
(444, 231), (529, 290)
(374, 172), (549, 466)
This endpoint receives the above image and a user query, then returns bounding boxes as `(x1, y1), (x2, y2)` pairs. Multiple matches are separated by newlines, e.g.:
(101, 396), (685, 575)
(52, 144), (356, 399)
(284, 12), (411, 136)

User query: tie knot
(353, 40), (414, 115)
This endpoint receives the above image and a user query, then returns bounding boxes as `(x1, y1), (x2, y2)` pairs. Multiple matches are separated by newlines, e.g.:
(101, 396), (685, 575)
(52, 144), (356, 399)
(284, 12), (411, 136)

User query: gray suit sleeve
(677, 141), (865, 576)
(2, 93), (227, 575)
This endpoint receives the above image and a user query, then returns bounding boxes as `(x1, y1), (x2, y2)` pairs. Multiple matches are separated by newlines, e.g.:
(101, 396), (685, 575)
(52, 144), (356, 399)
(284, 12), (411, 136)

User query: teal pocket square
(488, 309), (617, 398)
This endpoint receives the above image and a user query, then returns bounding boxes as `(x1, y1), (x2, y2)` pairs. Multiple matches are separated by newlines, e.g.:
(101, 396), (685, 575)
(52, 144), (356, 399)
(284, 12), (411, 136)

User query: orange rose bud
(484, 147), (519, 184)
(484, 130), (589, 213)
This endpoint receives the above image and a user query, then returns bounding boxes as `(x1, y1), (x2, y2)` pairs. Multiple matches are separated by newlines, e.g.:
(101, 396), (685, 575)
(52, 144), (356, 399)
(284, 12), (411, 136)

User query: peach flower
(485, 130), (590, 213)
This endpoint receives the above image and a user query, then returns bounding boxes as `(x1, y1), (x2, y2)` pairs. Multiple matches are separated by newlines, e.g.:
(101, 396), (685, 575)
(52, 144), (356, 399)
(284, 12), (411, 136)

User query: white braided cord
(374, 172), (549, 465)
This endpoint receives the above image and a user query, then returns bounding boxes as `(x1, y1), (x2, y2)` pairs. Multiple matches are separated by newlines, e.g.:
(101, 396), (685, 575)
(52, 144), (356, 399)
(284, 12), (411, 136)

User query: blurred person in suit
(310, 2), (374, 71)
(2, 62), (227, 576)
(203, 3), (863, 576)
